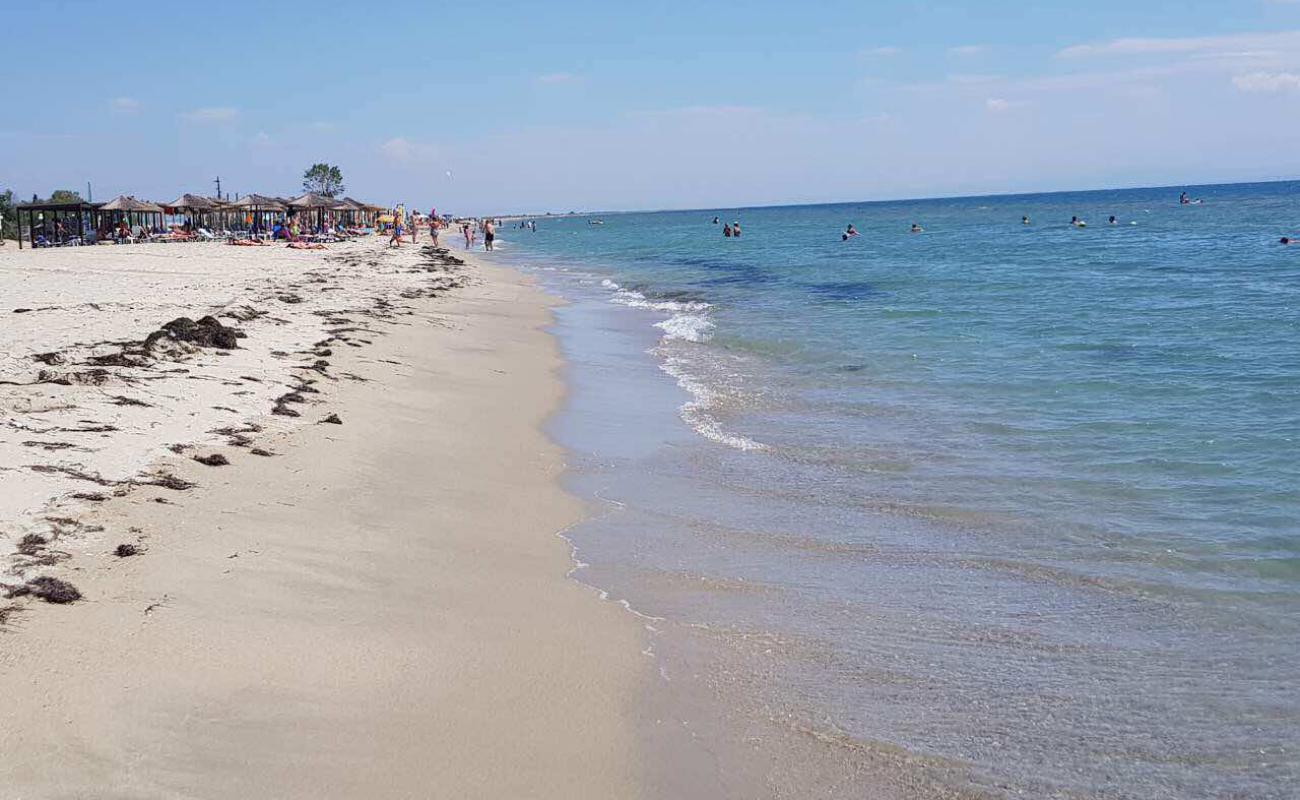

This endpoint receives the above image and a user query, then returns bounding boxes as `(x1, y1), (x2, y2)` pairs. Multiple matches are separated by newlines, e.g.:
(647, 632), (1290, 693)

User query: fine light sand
(0, 239), (646, 797)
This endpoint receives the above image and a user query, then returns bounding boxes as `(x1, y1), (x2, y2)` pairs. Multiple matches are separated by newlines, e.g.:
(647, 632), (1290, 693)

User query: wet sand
(0, 239), (646, 797)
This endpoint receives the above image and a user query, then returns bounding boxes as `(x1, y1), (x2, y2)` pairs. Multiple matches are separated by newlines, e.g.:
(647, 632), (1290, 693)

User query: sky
(4, 0), (1300, 214)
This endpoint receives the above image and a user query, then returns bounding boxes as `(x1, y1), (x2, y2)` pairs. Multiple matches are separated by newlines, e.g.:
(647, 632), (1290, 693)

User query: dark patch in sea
(801, 281), (880, 302)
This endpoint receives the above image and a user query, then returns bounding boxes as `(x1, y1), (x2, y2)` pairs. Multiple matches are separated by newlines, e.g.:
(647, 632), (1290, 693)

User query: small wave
(655, 313), (715, 343)
(602, 279), (713, 314)
(659, 356), (766, 452)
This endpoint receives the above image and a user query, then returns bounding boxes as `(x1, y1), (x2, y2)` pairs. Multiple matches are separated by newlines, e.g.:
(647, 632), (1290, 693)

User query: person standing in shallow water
(484, 219), (496, 251)
(733, 221), (742, 238)
(723, 223), (733, 238)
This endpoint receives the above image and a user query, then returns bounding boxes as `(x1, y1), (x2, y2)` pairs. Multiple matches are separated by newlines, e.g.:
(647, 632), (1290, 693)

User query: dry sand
(0, 239), (647, 797)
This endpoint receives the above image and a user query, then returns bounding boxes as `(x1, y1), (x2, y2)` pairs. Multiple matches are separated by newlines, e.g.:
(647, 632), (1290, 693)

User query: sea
(488, 181), (1300, 799)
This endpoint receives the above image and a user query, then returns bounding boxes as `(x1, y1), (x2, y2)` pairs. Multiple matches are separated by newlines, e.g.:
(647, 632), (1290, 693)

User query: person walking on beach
(430, 217), (440, 247)
(484, 219), (496, 251)
(410, 215), (418, 243)
(389, 219), (403, 247)
(462, 222), (472, 249)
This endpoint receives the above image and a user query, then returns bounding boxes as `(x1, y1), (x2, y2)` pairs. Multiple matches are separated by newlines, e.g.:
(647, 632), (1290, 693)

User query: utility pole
(86, 181), (92, 202)
(214, 176), (222, 200)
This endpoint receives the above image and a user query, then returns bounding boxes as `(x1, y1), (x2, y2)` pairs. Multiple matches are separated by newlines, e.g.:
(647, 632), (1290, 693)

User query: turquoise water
(494, 181), (1300, 798)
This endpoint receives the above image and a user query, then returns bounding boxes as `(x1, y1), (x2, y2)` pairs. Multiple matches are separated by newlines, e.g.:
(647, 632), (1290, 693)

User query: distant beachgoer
(910, 223), (924, 233)
(1180, 192), (1189, 205)
(484, 219), (496, 251)
(389, 221), (403, 247)
(846, 224), (859, 237)
(1022, 216), (1031, 225)
(733, 222), (742, 238)
(1283, 237), (1294, 245)
(723, 224), (733, 238)
(430, 219), (440, 246)
(1109, 216), (1118, 225)
(462, 222), (471, 249)
(713, 216), (720, 224)
(1071, 216), (1086, 228)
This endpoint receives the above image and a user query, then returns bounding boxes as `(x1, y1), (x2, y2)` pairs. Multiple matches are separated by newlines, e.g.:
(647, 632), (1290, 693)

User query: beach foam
(658, 353), (766, 452)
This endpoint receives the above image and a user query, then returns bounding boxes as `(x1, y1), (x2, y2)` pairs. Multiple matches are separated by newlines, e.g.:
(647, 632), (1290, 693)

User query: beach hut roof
(165, 193), (218, 211)
(99, 195), (164, 212)
(288, 192), (337, 208)
(231, 194), (286, 210)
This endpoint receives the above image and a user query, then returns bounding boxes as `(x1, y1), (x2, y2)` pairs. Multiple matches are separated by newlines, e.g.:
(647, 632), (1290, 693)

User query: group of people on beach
(384, 211), (495, 252)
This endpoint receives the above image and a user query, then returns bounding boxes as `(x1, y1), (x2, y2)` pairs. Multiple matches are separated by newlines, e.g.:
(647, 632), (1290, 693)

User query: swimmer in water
(845, 224), (859, 238)
(1071, 216), (1087, 228)
(733, 222), (742, 238)
(1109, 216), (1118, 225)
(1022, 216), (1031, 225)
(1283, 237), (1295, 245)
(723, 223), (733, 238)
(910, 223), (924, 233)
(713, 216), (720, 224)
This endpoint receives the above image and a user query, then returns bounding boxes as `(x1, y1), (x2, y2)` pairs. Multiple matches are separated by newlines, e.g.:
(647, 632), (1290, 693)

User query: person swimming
(844, 224), (859, 239)
(713, 216), (720, 224)
(1071, 216), (1087, 228)
(1022, 216), (1031, 225)
(1109, 216), (1118, 225)
(1283, 237), (1295, 245)
(910, 223), (924, 233)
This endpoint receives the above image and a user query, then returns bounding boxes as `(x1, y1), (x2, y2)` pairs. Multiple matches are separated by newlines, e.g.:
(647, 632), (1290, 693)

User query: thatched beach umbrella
(231, 194), (285, 210)
(230, 194), (285, 234)
(98, 195), (165, 234)
(164, 194), (219, 231)
(288, 192), (339, 229)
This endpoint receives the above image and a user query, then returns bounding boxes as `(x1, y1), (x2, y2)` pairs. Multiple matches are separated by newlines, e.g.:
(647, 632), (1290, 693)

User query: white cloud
(182, 106), (239, 123)
(110, 96), (140, 113)
(379, 136), (437, 164)
(536, 72), (578, 85)
(863, 46), (902, 57)
(949, 73), (1000, 85)
(949, 45), (987, 56)
(986, 97), (1011, 111)
(630, 105), (766, 120)
(1232, 71), (1300, 92)
(1058, 31), (1300, 59)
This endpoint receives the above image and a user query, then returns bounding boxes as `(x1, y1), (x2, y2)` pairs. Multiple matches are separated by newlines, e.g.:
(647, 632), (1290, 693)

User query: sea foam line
(601, 278), (763, 451)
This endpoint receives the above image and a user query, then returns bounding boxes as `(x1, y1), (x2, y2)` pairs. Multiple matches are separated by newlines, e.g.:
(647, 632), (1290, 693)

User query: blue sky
(5, 0), (1300, 213)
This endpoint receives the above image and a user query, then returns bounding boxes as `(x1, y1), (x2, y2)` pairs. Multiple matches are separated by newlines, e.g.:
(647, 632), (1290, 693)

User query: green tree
(0, 188), (15, 241)
(46, 189), (84, 204)
(302, 163), (344, 197)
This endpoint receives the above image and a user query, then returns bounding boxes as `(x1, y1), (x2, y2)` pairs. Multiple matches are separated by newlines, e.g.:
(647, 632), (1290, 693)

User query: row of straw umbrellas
(157, 192), (386, 222)
(88, 193), (384, 232)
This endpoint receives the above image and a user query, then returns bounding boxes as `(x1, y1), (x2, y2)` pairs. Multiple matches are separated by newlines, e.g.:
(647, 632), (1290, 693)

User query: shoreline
(0, 238), (649, 797)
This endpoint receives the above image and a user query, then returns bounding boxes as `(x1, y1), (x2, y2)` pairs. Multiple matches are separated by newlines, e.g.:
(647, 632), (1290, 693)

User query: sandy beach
(0, 238), (646, 797)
